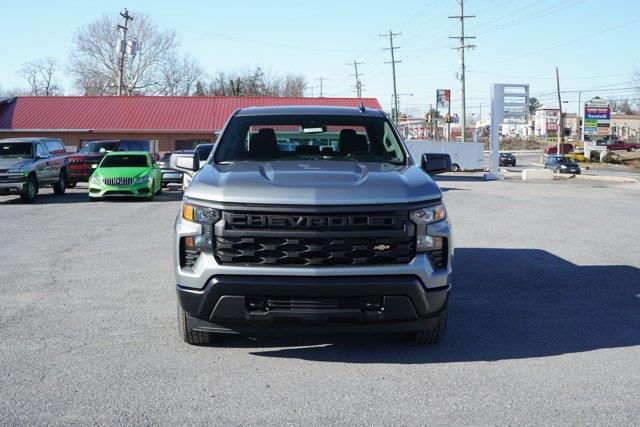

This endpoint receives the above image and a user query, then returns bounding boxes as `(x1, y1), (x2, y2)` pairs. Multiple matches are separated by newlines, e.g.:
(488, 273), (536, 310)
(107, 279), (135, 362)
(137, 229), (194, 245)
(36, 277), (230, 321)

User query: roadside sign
(436, 89), (450, 108)
(583, 97), (611, 138)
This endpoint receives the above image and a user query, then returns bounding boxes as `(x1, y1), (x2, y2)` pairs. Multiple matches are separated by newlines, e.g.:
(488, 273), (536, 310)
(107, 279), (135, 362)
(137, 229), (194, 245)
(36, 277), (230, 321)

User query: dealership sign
(583, 97), (610, 138)
(436, 89), (450, 108)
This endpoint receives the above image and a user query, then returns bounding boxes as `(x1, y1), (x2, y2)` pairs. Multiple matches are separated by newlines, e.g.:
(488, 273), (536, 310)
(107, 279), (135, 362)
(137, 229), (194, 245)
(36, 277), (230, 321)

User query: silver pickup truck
(0, 138), (69, 202)
(171, 106), (452, 346)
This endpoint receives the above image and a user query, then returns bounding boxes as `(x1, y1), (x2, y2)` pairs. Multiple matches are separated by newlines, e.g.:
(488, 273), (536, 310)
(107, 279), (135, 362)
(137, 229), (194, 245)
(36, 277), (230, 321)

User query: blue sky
(1, 0), (638, 118)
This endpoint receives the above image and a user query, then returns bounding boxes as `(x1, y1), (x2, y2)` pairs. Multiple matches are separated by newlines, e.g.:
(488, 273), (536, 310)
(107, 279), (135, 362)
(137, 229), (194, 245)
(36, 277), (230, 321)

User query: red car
(544, 143), (574, 155)
(67, 140), (150, 187)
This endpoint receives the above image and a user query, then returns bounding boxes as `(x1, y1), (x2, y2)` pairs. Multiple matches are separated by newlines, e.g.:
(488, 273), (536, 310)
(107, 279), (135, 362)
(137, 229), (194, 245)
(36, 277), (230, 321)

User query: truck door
(34, 142), (52, 183)
(44, 140), (64, 181)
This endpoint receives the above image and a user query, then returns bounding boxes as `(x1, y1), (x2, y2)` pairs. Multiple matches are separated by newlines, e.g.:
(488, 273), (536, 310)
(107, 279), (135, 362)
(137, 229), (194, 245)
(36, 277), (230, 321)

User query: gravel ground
(1, 179), (639, 424)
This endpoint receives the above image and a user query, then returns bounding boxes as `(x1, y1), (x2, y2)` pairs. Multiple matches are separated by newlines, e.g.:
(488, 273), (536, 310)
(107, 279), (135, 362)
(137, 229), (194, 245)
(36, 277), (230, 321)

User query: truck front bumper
(177, 275), (449, 334)
(0, 179), (26, 195)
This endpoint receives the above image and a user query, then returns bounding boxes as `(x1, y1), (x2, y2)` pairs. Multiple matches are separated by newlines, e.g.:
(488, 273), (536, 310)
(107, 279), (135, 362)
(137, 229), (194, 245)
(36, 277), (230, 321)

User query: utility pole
(449, 0), (475, 141)
(117, 9), (133, 96)
(316, 77), (324, 97)
(577, 90), (583, 144)
(556, 67), (564, 154)
(380, 30), (401, 123)
(348, 60), (364, 98)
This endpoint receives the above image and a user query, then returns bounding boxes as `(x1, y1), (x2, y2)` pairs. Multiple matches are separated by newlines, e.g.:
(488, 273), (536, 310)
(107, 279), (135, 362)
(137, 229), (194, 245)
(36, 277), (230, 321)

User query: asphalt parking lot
(1, 178), (639, 424)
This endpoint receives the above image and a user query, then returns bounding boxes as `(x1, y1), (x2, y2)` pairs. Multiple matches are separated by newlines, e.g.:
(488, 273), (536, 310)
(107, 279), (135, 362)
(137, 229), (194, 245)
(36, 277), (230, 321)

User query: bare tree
(18, 57), (61, 96)
(204, 67), (307, 97)
(281, 74), (307, 97)
(0, 86), (31, 97)
(70, 11), (179, 95)
(157, 55), (205, 96)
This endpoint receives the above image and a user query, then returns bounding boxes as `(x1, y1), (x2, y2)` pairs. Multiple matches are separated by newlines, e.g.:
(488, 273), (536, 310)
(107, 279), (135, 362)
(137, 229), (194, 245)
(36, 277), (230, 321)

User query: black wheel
(20, 175), (38, 203)
(409, 308), (447, 345)
(630, 147), (636, 152)
(67, 182), (77, 188)
(53, 171), (67, 195)
(451, 163), (460, 172)
(177, 304), (211, 345)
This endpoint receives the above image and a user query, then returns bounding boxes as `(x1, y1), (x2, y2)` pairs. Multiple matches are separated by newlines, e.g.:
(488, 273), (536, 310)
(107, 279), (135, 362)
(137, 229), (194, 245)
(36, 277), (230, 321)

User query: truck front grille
(104, 177), (134, 186)
(215, 235), (415, 266)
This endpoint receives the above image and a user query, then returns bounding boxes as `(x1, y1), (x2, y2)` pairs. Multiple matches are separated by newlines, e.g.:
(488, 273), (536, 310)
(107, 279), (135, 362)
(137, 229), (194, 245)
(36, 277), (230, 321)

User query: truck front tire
(177, 304), (211, 345)
(410, 308), (447, 345)
(20, 176), (38, 203)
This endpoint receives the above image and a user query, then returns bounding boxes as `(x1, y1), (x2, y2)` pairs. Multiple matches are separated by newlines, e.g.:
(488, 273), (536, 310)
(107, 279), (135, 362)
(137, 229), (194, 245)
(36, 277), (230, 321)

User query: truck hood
(0, 158), (34, 170)
(95, 167), (151, 178)
(69, 153), (102, 161)
(186, 160), (442, 205)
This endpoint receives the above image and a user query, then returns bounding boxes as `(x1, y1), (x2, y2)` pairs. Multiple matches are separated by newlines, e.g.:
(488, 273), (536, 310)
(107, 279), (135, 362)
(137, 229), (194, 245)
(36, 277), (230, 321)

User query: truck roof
(0, 137), (58, 143)
(235, 105), (386, 118)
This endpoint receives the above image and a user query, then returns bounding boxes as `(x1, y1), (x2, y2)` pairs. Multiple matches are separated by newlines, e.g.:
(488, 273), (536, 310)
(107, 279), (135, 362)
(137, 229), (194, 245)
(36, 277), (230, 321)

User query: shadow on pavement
(213, 248), (640, 363)
(0, 187), (183, 204)
(433, 174), (487, 182)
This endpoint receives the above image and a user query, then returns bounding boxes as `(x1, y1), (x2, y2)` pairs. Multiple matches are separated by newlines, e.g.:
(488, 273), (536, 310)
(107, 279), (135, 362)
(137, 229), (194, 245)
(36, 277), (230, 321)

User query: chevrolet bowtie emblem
(373, 244), (391, 251)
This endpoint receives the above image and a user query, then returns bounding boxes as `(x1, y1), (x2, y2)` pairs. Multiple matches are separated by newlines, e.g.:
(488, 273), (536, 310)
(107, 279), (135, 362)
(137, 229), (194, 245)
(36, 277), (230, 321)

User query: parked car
(567, 148), (586, 162)
(544, 156), (581, 174)
(605, 136), (639, 152)
(170, 143), (214, 191)
(170, 106), (452, 346)
(0, 138), (69, 203)
(158, 151), (190, 187)
(544, 143), (574, 155)
(499, 152), (516, 166)
(88, 152), (162, 201)
(68, 140), (150, 187)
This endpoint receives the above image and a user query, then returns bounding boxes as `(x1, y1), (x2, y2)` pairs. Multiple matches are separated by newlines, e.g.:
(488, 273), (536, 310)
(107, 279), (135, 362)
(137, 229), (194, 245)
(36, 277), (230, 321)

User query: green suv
(88, 152), (162, 200)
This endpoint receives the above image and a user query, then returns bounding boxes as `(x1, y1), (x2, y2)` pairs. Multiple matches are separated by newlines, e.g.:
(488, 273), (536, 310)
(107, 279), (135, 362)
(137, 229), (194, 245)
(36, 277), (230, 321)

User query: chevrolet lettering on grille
(225, 213), (401, 229)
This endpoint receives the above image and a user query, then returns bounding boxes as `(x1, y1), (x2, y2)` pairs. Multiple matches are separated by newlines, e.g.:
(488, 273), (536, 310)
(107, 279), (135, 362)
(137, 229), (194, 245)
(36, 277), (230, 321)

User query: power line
(380, 30), (402, 123)
(449, 0), (475, 142)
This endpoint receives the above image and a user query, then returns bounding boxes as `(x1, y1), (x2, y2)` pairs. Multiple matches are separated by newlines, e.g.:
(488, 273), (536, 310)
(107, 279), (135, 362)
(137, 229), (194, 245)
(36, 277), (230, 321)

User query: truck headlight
(182, 202), (220, 224)
(410, 204), (446, 252)
(90, 175), (103, 184)
(134, 175), (150, 184)
(180, 202), (220, 258)
(7, 167), (25, 175)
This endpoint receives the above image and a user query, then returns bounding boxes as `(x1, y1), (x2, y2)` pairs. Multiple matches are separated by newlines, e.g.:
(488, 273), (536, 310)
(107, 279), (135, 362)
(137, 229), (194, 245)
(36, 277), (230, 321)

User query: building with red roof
(0, 96), (382, 151)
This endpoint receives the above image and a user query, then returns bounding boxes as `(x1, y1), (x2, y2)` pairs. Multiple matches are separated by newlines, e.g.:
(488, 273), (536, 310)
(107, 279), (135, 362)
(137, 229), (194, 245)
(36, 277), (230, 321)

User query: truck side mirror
(193, 154), (200, 172)
(421, 153), (451, 175)
(170, 153), (195, 175)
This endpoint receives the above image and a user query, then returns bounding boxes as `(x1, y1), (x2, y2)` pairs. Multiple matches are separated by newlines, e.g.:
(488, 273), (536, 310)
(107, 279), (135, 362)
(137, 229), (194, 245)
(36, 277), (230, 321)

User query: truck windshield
(78, 141), (119, 154)
(0, 143), (33, 158)
(214, 115), (406, 165)
(100, 155), (148, 168)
